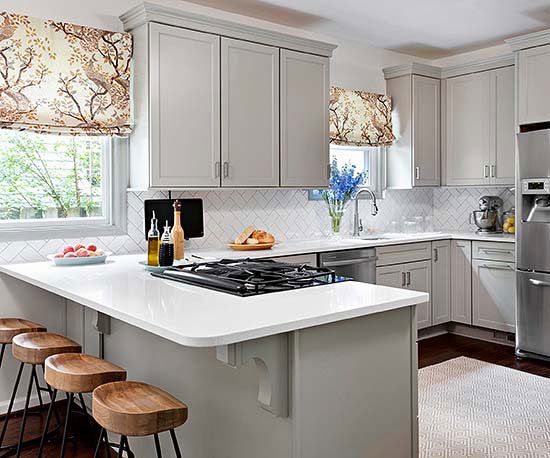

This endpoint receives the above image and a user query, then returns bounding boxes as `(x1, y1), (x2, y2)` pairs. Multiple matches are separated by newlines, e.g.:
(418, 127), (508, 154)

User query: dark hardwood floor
(3, 333), (550, 457)
(419, 333), (550, 378)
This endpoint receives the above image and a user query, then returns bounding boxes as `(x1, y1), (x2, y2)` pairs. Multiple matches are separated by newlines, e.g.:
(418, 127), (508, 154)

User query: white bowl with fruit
(48, 244), (111, 266)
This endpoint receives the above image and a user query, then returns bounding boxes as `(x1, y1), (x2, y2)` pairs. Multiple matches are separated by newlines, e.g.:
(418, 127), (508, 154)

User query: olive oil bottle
(147, 211), (160, 266)
(171, 200), (185, 261)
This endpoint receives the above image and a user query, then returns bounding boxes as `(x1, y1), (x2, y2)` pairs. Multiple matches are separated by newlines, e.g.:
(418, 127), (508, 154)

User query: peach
(86, 244), (97, 252)
(63, 246), (75, 255)
(76, 248), (89, 257)
(53, 253), (64, 259)
(64, 252), (77, 258)
(74, 244), (85, 251)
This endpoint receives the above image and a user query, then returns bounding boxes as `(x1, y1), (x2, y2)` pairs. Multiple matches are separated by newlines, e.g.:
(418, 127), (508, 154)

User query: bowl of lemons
(502, 210), (515, 234)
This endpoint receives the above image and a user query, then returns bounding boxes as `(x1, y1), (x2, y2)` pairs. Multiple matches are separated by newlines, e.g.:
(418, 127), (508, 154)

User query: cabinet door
(376, 265), (406, 289)
(221, 39), (279, 187)
(280, 50), (330, 187)
(444, 72), (491, 186)
(518, 45), (550, 125)
(406, 260), (432, 330)
(432, 240), (450, 325)
(491, 66), (515, 185)
(472, 260), (516, 332)
(413, 76), (440, 186)
(451, 240), (472, 324)
(149, 23), (220, 188)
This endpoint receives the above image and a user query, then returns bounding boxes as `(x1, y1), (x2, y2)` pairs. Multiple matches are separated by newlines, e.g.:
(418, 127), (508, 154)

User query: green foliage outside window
(0, 131), (103, 220)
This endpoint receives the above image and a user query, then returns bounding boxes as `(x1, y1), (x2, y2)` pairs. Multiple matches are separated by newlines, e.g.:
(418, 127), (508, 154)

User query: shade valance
(0, 12), (133, 136)
(329, 86), (394, 147)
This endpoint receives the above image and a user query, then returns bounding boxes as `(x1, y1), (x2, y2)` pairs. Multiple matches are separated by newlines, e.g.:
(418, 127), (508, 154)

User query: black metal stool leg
(77, 392), (92, 427)
(103, 429), (111, 457)
(36, 389), (57, 458)
(118, 436), (126, 457)
(170, 429), (182, 458)
(93, 428), (105, 458)
(41, 374), (61, 428)
(154, 433), (162, 457)
(15, 364), (35, 457)
(0, 344), (5, 369)
(32, 368), (44, 409)
(59, 392), (74, 458)
(0, 362), (24, 448)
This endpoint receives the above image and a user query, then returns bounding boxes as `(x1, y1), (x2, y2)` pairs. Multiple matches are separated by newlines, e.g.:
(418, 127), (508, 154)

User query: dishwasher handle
(321, 256), (378, 268)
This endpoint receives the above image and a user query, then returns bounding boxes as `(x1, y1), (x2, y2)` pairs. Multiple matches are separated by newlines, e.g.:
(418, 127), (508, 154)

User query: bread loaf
(234, 225), (255, 245)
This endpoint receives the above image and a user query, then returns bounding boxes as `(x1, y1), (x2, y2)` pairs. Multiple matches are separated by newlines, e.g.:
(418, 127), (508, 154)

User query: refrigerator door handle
(529, 278), (550, 287)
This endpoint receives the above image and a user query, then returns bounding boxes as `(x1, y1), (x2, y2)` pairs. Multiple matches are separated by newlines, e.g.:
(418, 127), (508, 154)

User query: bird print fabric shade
(329, 86), (394, 147)
(0, 12), (133, 136)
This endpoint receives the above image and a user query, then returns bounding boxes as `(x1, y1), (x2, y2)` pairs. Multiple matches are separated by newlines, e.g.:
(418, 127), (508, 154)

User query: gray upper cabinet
(124, 4), (336, 190)
(149, 23), (221, 188)
(385, 72), (440, 189)
(221, 38), (279, 187)
(443, 66), (515, 186)
(444, 72), (492, 186)
(518, 44), (550, 126)
(280, 50), (330, 188)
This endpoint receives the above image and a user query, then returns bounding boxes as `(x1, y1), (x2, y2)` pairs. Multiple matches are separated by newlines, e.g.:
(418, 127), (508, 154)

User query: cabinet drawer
(472, 241), (515, 262)
(376, 242), (431, 267)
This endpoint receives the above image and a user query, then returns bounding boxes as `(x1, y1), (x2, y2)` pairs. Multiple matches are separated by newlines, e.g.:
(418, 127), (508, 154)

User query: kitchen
(0, 1), (549, 457)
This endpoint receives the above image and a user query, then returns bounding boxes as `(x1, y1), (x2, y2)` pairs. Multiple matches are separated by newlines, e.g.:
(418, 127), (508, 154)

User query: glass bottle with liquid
(159, 221), (174, 267)
(147, 211), (160, 266)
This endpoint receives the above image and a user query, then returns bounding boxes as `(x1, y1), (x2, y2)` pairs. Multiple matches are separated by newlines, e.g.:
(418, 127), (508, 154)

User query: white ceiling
(182, 0), (550, 58)
(6, 0), (550, 58)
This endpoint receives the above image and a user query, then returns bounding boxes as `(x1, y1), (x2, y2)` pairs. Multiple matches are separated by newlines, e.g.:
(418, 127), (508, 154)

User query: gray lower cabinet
(148, 23), (221, 188)
(450, 240), (473, 324)
(432, 240), (451, 325)
(472, 259), (516, 333)
(280, 50), (330, 188)
(376, 258), (432, 330)
(221, 38), (279, 187)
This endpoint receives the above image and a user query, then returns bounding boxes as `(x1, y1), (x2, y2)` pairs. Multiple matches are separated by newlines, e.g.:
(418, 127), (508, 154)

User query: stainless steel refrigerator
(516, 129), (550, 360)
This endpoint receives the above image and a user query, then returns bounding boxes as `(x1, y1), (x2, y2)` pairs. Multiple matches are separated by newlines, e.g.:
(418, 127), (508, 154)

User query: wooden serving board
(227, 242), (275, 251)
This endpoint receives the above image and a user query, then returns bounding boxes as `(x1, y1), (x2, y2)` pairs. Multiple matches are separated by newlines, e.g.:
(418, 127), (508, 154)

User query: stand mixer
(470, 196), (504, 233)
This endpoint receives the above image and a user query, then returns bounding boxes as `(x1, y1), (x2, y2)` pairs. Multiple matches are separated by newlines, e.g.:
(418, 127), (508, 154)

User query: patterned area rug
(419, 357), (550, 457)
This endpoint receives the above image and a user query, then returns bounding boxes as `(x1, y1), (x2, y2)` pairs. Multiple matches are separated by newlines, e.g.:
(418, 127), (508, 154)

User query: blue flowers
(322, 157), (365, 234)
(322, 157), (365, 205)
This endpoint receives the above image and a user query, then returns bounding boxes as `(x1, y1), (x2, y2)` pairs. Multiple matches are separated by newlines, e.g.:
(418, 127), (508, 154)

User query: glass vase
(326, 200), (348, 240)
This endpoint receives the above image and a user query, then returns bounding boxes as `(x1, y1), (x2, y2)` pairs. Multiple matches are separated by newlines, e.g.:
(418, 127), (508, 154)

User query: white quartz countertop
(0, 254), (428, 348)
(186, 231), (515, 261)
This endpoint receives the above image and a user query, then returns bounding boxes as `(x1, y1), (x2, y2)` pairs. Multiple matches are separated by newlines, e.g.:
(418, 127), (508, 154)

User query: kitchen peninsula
(0, 252), (428, 458)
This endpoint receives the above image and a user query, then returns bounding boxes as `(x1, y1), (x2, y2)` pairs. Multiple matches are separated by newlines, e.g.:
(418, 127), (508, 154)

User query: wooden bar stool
(92, 381), (188, 457)
(37, 353), (126, 458)
(3, 332), (81, 457)
(0, 319), (47, 454)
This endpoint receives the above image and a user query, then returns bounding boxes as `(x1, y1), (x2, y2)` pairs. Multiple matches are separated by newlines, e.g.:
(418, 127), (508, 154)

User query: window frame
(0, 136), (128, 242)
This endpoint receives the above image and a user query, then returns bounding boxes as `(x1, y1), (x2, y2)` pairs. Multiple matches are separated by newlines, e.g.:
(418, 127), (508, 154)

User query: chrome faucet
(352, 188), (379, 237)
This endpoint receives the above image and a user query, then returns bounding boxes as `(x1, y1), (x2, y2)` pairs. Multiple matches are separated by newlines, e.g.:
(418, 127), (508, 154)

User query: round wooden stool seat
(45, 353), (127, 393)
(92, 381), (188, 437)
(12, 332), (81, 365)
(0, 318), (46, 344)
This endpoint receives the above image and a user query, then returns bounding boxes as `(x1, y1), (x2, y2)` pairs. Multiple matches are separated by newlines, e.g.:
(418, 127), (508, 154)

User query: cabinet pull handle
(327, 164), (331, 180)
(215, 162), (220, 178)
(401, 272), (406, 287)
(433, 248), (438, 262)
(481, 248), (513, 255)
(480, 263), (514, 271)
(415, 166), (420, 180)
(529, 279), (550, 287)
(484, 164), (489, 178)
(406, 271), (411, 286)
(491, 164), (496, 178)
(223, 162), (229, 178)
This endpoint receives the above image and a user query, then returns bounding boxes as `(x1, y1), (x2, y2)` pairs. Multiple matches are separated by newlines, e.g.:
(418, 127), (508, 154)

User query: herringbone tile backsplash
(0, 187), (514, 264)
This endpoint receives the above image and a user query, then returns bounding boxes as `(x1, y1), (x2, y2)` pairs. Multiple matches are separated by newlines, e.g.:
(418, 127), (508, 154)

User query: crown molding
(383, 63), (442, 80)
(120, 2), (337, 57)
(441, 54), (515, 78)
(506, 29), (550, 52)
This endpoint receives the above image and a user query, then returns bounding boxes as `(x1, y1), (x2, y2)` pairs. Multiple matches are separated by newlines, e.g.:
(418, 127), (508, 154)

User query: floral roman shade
(0, 12), (133, 136)
(329, 86), (394, 147)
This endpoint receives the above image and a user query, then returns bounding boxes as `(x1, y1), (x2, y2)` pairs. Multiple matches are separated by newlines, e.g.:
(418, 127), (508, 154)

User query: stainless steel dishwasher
(318, 248), (377, 283)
